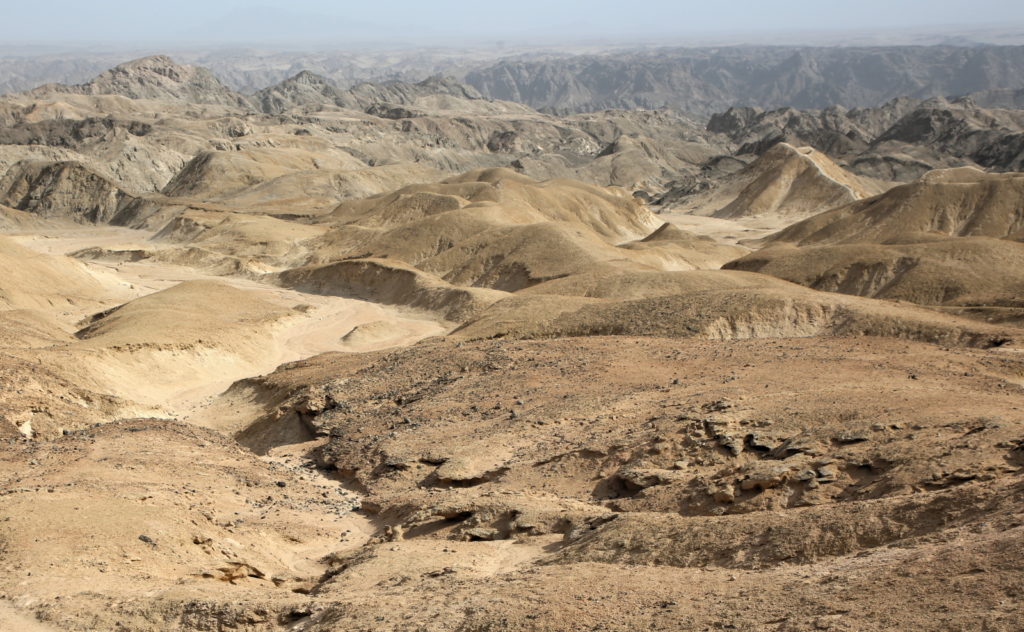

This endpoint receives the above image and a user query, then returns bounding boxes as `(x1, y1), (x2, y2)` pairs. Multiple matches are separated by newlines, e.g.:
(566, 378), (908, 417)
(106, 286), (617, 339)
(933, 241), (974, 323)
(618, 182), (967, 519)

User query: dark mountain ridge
(464, 45), (1024, 115)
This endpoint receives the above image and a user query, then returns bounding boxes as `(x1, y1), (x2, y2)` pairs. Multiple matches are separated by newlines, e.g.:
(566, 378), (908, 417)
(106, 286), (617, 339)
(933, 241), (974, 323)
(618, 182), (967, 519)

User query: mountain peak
(252, 70), (342, 114)
(32, 55), (248, 108)
(113, 55), (179, 70)
(286, 70), (336, 87)
(101, 55), (204, 87)
(416, 75), (483, 99)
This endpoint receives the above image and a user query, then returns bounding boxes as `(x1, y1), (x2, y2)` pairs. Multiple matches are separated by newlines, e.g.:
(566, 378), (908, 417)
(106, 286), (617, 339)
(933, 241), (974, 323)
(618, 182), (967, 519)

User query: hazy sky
(4, 0), (1024, 47)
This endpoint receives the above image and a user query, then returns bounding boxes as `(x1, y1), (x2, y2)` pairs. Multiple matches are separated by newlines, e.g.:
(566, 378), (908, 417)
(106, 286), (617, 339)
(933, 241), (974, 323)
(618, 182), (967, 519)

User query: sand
(3, 225), (446, 422)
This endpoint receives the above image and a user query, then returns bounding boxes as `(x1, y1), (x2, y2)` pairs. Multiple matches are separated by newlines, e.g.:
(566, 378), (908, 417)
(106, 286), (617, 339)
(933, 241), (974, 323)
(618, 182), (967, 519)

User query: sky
(3, 0), (1024, 47)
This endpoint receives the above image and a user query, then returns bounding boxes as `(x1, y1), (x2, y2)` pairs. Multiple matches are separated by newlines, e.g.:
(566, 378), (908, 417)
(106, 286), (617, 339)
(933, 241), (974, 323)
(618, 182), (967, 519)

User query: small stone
(795, 469), (816, 482)
(739, 462), (792, 491)
(464, 527), (503, 541)
(817, 464), (841, 482)
(702, 399), (733, 413)
(617, 467), (677, 490)
(276, 481), (287, 488)
(833, 431), (868, 445)
(769, 435), (820, 458)
(745, 433), (775, 452)
(711, 485), (736, 503)
(718, 436), (742, 456)
(385, 525), (405, 541)
(424, 567), (456, 577)
(138, 535), (154, 544)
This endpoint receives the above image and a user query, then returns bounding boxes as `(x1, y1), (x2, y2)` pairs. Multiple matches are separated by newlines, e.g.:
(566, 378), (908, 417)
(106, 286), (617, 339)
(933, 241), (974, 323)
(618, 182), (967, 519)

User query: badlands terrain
(0, 54), (1022, 631)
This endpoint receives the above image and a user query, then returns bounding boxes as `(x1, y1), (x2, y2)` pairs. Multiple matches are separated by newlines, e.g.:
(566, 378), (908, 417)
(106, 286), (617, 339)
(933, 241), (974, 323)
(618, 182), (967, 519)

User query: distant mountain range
(5, 45), (1024, 117)
(464, 46), (1024, 115)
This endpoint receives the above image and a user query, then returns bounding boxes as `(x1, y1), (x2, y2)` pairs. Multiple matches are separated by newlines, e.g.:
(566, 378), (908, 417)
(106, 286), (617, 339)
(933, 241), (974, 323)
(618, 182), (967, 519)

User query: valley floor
(5, 225), (446, 417)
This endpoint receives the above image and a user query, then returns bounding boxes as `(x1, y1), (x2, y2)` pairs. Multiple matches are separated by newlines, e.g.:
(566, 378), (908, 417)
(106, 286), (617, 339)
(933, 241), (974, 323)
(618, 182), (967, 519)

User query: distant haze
(3, 0), (1024, 47)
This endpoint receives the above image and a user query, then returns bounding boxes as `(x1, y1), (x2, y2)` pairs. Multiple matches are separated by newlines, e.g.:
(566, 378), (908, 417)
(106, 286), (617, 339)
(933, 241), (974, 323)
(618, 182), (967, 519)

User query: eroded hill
(0, 54), (1022, 632)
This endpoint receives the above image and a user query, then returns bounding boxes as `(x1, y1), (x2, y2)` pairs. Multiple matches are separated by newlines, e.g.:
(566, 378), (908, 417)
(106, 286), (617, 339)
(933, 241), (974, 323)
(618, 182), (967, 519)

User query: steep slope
(0, 160), (139, 223)
(765, 168), (1024, 245)
(673, 143), (887, 219)
(727, 237), (1024, 311)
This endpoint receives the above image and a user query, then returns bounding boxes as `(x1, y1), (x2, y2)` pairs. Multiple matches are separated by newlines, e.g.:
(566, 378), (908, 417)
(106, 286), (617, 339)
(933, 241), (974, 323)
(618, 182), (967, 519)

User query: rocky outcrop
(706, 97), (1024, 180)
(251, 70), (344, 115)
(0, 160), (138, 223)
